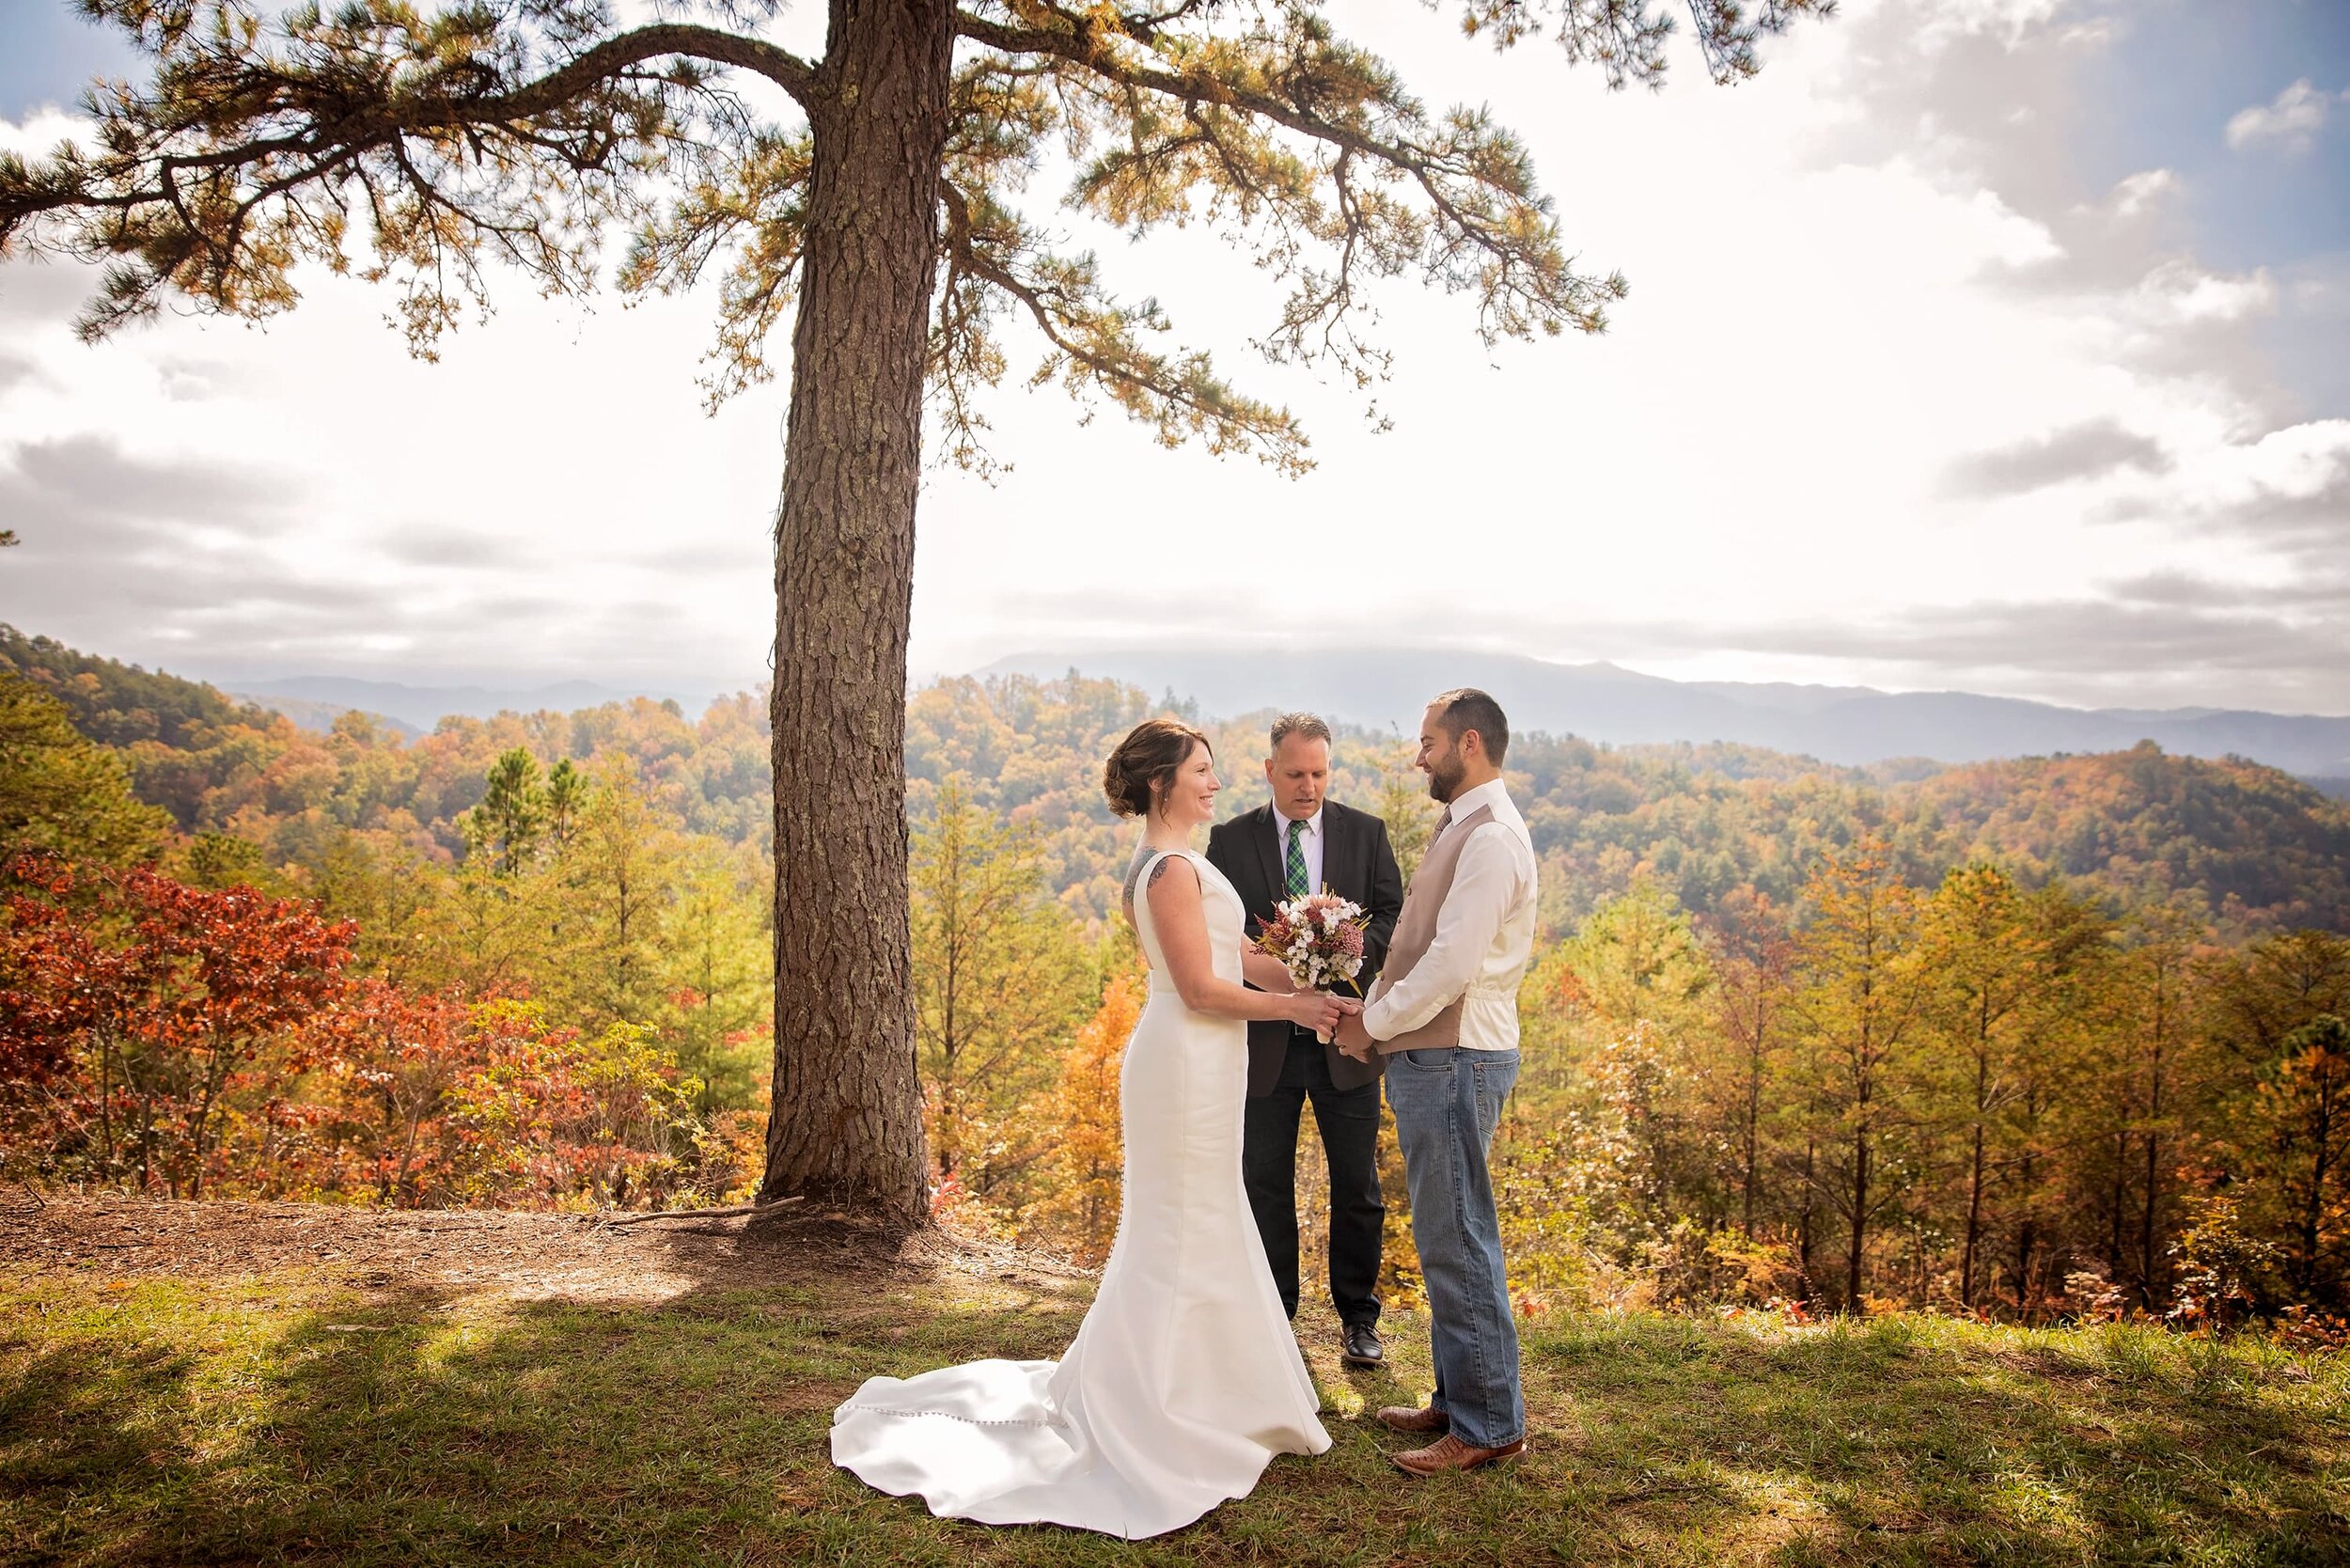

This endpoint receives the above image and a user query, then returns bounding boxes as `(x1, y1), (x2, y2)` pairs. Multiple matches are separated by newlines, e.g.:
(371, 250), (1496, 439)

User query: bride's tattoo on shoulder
(1148, 856), (1182, 888)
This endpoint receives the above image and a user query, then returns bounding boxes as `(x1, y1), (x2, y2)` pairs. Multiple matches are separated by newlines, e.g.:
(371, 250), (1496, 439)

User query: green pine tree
(466, 747), (548, 876)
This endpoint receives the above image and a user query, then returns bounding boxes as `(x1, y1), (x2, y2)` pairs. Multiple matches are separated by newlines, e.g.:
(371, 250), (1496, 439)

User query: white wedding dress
(830, 846), (1330, 1538)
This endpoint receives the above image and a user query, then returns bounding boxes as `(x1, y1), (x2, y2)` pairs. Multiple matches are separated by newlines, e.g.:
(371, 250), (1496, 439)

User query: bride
(830, 717), (1348, 1538)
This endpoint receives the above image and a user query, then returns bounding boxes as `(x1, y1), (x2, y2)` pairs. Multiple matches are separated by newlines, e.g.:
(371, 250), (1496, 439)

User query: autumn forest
(4, 625), (2346, 1328)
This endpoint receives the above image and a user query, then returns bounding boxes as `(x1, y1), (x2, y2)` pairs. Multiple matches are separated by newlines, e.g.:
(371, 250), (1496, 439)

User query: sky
(1, 0), (2346, 714)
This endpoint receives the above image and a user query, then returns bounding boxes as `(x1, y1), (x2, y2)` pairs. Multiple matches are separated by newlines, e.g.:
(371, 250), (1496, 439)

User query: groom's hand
(1333, 1011), (1373, 1060)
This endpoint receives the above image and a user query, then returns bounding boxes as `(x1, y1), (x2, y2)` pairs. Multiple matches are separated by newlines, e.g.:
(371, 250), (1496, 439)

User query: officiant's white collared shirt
(1271, 805), (1324, 894)
(1362, 776), (1538, 1052)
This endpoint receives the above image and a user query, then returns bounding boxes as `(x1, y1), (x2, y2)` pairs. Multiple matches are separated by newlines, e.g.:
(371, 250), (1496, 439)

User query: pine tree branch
(2, 22), (814, 237)
(0, 11), (822, 350)
(938, 180), (1308, 472)
(956, 10), (1480, 227)
(954, 5), (1624, 347)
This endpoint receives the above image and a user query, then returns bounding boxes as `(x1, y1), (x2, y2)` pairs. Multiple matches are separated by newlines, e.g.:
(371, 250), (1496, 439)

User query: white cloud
(0, 105), (84, 156)
(1914, 0), (2068, 50)
(2186, 419), (2350, 518)
(2108, 168), (2177, 218)
(2223, 78), (2335, 154)
(2123, 259), (2278, 327)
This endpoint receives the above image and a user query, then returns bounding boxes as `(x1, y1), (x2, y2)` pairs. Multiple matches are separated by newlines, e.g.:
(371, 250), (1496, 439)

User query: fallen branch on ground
(598, 1197), (806, 1227)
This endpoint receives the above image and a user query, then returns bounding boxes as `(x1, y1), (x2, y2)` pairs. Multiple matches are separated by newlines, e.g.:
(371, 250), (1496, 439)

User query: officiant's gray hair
(1431, 688), (1510, 765)
(1269, 712), (1332, 751)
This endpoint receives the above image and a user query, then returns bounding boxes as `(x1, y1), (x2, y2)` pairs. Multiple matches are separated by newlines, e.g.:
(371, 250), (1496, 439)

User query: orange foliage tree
(0, 852), (735, 1209)
(311, 979), (474, 1206)
(0, 852), (354, 1195)
(1022, 973), (1140, 1265)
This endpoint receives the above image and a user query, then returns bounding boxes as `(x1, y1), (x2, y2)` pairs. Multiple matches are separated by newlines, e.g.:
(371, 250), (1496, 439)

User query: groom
(1207, 712), (1404, 1371)
(1334, 688), (1538, 1476)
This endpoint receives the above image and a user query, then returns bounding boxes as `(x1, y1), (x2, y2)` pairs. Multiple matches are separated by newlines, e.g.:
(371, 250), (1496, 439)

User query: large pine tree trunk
(758, 0), (955, 1228)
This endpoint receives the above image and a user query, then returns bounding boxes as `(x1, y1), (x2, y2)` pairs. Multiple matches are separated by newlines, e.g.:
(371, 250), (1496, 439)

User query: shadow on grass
(1515, 1311), (2349, 1567)
(3, 1240), (2346, 1567)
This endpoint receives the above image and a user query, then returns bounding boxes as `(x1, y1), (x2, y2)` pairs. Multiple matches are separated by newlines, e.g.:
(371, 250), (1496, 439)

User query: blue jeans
(1385, 1045), (1523, 1450)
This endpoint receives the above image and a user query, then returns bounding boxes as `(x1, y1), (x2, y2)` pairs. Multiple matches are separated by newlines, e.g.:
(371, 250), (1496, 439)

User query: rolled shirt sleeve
(1361, 823), (1523, 1043)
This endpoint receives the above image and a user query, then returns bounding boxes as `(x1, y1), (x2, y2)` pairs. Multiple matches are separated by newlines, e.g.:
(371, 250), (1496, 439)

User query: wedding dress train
(829, 847), (1330, 1538)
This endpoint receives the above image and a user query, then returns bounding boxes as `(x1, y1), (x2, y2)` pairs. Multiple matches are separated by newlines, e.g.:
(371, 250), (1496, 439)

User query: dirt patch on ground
(0, 1190), (1091, 1304)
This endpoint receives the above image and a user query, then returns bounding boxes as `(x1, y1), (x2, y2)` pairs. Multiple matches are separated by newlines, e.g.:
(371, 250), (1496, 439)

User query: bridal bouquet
(1252, 890), (1371, 1043)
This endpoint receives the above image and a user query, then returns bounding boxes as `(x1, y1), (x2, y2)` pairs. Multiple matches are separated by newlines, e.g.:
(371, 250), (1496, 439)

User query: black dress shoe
(1341, 1322), (1385, 1367)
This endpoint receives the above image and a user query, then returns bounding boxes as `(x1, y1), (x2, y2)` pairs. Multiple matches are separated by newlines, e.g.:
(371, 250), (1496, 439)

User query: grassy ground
(3, 1200), (2346, 1566)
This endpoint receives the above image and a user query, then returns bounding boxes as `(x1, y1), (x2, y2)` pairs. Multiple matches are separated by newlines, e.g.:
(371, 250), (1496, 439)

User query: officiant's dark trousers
(1243, 1034), (1385, 1327)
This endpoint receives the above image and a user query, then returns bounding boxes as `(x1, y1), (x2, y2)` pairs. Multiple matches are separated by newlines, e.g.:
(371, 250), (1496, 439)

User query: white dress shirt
(1361, 777), (1538, 1052)
(1270, 805), (1324, 897)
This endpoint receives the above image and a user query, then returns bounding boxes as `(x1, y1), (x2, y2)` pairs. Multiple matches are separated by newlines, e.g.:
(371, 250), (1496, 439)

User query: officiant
(1207, 712), (1405, 1368)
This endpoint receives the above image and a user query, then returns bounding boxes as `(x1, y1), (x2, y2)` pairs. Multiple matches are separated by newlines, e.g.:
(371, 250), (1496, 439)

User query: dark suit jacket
(1206, 798), (1404, 1097)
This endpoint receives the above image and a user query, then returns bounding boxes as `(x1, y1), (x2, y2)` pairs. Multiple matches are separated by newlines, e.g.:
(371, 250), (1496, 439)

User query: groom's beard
(1426, 754), (1466, 803)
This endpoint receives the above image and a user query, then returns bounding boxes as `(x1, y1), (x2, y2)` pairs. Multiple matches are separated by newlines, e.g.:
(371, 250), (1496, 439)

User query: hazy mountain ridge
(979, 649), (2350, 778)
(230, 675), (720, 733)
(225, 691), (423, 741)
(209, 651), (2350, 782)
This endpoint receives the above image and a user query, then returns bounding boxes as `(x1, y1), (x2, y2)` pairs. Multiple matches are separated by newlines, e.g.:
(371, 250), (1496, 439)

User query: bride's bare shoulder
(1123, 849), (1198, 926)
(1146, 853), (1200, 893)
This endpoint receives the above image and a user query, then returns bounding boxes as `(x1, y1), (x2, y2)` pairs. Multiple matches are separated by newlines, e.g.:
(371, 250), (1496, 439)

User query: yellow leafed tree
(1023, 973), (1141, 1266)
(910, 780), (1094, 1206)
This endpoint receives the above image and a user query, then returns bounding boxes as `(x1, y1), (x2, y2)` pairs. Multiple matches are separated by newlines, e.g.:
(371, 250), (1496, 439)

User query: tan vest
(1366, 803), (1495, 1055)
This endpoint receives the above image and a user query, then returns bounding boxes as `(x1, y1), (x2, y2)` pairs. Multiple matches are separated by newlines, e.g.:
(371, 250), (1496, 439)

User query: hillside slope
(12, 626), (2350, 933)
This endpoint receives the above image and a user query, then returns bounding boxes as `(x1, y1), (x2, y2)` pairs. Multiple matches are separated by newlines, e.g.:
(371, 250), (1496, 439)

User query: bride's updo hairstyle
(1104, 718), (1213, 819)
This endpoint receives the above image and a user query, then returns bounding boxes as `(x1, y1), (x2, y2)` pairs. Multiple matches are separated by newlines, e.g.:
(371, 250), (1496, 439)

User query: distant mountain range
(228, 675), (723, 738)
(220, 652), (2350, 791)
(977, 648), (2350, 786)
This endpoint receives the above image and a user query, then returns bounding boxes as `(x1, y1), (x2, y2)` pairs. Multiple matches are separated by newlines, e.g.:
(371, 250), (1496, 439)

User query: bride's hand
(1291, 990), (1346, 1035)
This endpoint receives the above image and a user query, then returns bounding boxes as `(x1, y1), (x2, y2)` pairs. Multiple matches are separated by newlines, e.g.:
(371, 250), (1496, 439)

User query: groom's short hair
(1431, 688), (1509, 765)
(1269, 712), (1332, 752)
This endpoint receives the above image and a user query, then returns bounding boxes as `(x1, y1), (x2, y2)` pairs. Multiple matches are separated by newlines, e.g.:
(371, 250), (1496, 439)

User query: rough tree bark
(759, 0), (956, 1227)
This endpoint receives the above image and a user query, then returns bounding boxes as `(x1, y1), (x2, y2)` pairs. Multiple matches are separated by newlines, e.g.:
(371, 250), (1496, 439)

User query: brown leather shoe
(1375, 1403), (1449, 1434)
(1391, 1432), (1527, 1476)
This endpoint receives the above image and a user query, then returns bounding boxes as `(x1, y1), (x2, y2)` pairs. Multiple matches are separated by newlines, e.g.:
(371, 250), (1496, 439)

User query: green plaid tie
(1284, 817), (1308, 899)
